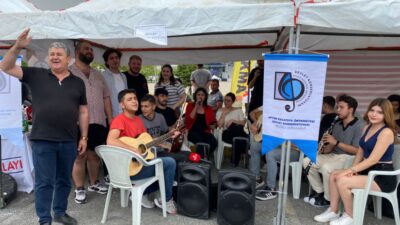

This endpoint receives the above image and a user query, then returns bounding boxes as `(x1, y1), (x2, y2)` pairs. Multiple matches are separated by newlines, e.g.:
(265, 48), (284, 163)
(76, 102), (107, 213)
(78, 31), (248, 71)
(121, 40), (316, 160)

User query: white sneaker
(141, 195), (155, 208)
(87, 181), (108, 194)
(74, 188), (87, 204)
(330, 213), (353, 225)
(314, 207), (340, 223)
(154, 197), (177, 214)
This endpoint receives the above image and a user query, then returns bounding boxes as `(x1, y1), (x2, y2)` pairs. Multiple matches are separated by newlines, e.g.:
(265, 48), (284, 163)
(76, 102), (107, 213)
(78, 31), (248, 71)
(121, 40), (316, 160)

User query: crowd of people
(0, 29), (399, 225)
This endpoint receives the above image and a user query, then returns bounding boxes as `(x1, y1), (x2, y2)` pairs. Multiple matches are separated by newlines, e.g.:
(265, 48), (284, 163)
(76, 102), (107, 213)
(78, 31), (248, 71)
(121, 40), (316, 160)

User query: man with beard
(155, 87), (178, 129)
(69, 41), (113, 204)
(123, 55), (149, 115)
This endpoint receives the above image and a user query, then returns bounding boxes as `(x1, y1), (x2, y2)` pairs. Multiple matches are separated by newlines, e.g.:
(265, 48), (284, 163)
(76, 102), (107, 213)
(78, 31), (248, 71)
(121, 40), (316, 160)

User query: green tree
(175, 64), (196, 88)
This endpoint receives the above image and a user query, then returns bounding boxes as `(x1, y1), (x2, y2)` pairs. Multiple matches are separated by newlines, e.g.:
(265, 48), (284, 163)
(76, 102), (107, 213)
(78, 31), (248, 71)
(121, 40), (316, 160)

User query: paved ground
(0, 160), (396, 225)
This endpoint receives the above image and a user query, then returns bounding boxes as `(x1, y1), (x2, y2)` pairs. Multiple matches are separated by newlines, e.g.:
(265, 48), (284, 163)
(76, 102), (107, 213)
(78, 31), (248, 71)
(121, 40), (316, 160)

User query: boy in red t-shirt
(107, 89), (177, 214)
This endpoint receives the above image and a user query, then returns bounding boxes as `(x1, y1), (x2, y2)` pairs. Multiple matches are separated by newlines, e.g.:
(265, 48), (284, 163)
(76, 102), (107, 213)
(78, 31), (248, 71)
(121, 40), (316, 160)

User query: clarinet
(304, 116), (339, 175)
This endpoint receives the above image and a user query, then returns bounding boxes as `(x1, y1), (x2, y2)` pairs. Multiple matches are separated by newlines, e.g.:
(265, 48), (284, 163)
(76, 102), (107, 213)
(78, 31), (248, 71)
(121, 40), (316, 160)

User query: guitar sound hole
(138, 144), (146, 154)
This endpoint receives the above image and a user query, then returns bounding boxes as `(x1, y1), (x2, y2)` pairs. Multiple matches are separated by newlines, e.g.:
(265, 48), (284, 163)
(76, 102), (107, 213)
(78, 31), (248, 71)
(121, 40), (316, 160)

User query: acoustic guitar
(119, 127), (183, 176)
(253, 115), (263, 142)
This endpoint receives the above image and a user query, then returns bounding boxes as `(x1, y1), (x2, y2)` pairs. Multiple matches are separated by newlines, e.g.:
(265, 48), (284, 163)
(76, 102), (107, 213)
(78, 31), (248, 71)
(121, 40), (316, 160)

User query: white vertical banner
(262, 54), (328, 162)
(0, 56), (34, 193)
(0, 56), (22, 129)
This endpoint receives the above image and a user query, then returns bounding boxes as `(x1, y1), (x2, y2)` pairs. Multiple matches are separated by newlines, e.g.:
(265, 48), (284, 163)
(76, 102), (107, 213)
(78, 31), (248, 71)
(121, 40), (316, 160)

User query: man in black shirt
(0, 29), (89, 225)
(155, 87), (178, 129)
(319, 96), (337, 140)
(247, 60), (264, 121)
(123, 55), (149, 115)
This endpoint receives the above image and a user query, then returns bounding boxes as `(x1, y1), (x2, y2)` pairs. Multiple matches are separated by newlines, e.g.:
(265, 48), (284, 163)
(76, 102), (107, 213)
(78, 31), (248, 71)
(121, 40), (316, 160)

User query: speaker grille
(178, 182), (209, 217)
(219, 191), (254, 225)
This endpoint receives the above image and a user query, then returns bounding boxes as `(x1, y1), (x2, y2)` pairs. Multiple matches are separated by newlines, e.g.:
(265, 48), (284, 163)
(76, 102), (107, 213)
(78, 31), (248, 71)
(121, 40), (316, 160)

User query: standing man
(155, 87), (178, 129)
(207, 79), (223, 113)
(191, 64), (211, 92)
(247, 60), (264, 121)
(0, 29), (89, 225)
(101, 48), (127, 117)
(69, 41), (112, 204)
(123, 55), (149, 115)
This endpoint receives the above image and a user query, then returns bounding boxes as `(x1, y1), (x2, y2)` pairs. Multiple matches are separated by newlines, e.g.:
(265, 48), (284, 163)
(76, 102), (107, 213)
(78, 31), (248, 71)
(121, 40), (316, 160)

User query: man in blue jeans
(0, 29), (89, 225)
(106, 89), (178, 214)
(248, 107), (299, 200)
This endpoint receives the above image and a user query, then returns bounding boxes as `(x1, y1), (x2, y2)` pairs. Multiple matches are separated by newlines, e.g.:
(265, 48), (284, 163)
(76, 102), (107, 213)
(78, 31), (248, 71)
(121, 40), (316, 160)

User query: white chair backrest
(393, 144), (400, 181)
(96, 145), (139, 189)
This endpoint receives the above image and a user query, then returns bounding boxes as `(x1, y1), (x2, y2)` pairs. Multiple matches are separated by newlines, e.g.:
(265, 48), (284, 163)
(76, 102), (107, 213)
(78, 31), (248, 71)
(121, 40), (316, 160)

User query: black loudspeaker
(217, 169), (256, 225)
(177, 162), (211, 219)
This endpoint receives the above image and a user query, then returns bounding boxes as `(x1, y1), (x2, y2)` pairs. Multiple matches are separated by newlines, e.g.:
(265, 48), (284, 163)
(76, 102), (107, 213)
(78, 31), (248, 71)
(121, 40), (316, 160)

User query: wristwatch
(81, 136), (88, 141)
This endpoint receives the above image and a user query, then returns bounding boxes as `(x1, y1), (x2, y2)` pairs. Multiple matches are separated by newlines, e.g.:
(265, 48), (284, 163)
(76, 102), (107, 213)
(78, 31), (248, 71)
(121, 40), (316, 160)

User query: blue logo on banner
(274, 72), (305, 112)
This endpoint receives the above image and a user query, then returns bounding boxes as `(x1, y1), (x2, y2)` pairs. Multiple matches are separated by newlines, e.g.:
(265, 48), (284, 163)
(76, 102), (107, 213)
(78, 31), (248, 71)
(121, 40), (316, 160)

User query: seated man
(155, 87), (178, 129)
(106, 89), (177, 214)
(139, 94), (190, 162)
(303, 95), (364, 207)
(248, 108), (300, 200)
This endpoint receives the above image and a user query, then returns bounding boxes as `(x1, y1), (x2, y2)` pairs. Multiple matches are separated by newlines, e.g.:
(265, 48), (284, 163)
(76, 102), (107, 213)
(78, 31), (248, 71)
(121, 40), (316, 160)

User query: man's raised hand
(15, 28), (32, 49)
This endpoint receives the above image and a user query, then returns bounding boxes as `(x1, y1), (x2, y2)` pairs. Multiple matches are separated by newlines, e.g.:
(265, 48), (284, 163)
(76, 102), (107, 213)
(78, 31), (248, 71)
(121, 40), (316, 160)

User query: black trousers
(188, 130), (217, 155)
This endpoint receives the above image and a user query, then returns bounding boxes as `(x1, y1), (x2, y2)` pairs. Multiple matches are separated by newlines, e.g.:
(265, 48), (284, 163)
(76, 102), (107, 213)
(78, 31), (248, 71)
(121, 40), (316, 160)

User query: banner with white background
(0, 56), (34, 193)
(262, 54), (328, 162)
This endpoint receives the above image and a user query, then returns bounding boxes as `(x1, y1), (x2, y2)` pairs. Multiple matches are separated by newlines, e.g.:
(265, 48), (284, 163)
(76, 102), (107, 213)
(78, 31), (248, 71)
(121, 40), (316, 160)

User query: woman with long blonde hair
(314, 98), (398, 225)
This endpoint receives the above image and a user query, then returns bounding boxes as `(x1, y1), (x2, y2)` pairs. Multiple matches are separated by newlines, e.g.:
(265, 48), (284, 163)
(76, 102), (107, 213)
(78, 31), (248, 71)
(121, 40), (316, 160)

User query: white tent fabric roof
(0, 0), (39, 13)
(1, 0), (400, 64)
(297, 0), (400, 50)
(0, 0), (294, 64)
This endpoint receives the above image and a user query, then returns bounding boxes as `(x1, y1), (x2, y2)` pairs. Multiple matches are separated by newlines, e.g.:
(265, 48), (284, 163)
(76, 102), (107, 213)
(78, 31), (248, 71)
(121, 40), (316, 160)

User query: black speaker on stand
(217, 169), (256, 225)
(177, 162), (211, 219)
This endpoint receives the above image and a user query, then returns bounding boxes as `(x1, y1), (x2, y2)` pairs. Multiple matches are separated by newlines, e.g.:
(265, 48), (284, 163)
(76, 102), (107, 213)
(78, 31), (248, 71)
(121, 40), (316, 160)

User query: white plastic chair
(352, 145), (400, 225)
(214, 128), (248, 169)
(95, 145), (167, 225)
(289, 151), (304, 199)
(214, 128), (229, 169)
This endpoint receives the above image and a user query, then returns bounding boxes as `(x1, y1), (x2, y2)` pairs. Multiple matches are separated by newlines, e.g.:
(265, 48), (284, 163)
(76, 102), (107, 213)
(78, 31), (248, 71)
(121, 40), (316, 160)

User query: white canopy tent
(0, 0), (294, 65)
(297, 0), (400, 50)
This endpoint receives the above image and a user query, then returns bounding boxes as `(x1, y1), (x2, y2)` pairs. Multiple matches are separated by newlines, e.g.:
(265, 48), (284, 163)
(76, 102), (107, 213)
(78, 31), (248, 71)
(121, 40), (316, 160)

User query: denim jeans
(249, 142), (299, 189)
(130, 157), (176, 201)
(31, 140), (77, 224)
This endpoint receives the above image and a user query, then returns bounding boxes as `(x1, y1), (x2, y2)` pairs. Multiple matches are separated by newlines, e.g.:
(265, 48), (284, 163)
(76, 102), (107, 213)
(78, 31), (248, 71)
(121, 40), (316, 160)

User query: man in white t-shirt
(191, 64), (211, 91)
(101, 48), (127, 117)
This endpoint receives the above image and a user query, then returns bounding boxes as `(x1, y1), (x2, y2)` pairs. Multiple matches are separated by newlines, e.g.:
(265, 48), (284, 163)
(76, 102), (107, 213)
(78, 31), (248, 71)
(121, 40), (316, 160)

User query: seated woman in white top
(216, 92), (247, 143)
(216, 92), (248, 165)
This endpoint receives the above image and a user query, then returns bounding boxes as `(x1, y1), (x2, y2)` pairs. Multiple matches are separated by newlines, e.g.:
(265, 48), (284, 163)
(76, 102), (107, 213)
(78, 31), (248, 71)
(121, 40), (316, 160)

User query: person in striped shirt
(154, 64), (186, 115)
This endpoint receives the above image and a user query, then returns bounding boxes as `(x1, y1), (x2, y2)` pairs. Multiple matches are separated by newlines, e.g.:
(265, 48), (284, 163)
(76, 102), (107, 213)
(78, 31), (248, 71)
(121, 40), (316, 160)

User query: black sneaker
(53, 213), (77, 225)
(311, 195), (330, 208)
(255, 177), (265, 190)
(303, 190), (319, 204)
(256, 187), (277, 201)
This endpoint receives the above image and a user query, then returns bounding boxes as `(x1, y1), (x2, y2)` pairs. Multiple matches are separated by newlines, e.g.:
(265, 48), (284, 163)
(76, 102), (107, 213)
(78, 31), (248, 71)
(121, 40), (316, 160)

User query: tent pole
(295, 25), (301, 54)
(275, 26), (297, 225)
(275, 141), (287, 225)
(288, 27), (294, 54)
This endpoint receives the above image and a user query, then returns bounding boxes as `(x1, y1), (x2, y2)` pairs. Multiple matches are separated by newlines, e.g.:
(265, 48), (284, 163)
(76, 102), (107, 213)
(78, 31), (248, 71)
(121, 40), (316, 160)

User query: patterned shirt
(154, 82), (185, 108)
(70, 64), (110, 127)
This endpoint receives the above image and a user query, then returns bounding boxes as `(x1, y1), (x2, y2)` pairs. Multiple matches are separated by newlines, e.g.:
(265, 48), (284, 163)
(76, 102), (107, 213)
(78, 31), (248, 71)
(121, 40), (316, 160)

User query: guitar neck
(145, 132), (173, 149)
